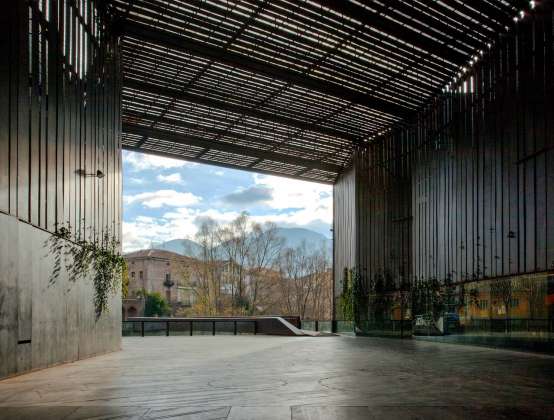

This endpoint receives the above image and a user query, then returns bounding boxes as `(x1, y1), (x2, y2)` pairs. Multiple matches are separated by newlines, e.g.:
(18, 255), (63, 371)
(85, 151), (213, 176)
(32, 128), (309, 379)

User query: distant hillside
(154, 227), (331, 258)
(153, 238), (202, 258)
(274, 227), (332, 255)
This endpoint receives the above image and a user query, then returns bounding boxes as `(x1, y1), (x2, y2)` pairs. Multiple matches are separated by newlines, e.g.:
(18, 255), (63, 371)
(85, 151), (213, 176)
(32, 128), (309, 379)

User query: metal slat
(123, 123), (342, 174)
(122, 20), (412, 119)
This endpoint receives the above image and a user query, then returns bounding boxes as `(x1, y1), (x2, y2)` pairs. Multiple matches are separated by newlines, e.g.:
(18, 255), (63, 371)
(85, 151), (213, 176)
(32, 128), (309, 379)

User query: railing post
(166, 321), (170, 337)
(141, 321), (144, 337)
(212, 320), (216, 336)
(315, 320), (319, 332)
(190, 320), (193, 336)
(254, 320), (257, 335)
(234, 320), (237, 335)
(332, 320), (337, 333)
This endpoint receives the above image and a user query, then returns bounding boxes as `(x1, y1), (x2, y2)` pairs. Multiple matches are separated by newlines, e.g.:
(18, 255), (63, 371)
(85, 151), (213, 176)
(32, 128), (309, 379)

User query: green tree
(142, 291), (171, 317)
(121, 261), (129, 299)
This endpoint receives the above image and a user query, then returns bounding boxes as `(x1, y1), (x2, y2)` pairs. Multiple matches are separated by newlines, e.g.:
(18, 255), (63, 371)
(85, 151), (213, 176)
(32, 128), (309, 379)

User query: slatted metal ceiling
(106, 0), (528, 183)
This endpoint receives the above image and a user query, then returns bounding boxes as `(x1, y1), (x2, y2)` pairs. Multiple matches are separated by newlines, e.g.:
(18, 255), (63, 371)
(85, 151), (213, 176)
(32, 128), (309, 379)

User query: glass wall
(410, 273), (554, 351)
(346, 272), (554, 350)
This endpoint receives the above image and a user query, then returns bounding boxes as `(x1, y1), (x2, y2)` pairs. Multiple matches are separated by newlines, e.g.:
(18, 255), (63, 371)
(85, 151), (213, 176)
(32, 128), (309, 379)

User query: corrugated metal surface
(0, 0), (121, 241)
(334, 5), (554, 296)
(333, 164), (356, 300)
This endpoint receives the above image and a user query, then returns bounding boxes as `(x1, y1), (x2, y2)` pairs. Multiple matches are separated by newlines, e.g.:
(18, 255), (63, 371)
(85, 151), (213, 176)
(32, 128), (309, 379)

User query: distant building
(122, 249), (292, 317)
(122, 298), (144, 321)
(123, 249), (197, 317)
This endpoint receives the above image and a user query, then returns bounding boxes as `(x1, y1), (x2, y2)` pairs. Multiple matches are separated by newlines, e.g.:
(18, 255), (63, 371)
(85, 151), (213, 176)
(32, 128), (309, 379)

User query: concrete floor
(0, 336), (553, 419)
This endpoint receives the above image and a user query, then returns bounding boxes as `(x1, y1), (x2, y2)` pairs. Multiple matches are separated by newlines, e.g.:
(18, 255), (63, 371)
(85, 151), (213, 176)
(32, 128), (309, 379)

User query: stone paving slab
(1, 405), (553, 419)
(0, 336), (553, 419)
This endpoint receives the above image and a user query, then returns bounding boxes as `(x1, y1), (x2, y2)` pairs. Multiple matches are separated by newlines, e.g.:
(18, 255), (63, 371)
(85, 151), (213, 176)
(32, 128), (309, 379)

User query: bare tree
(490, 277), (513, 333)
(246, 222), (284, 313)
(217, 212), (251, 312)
(276, 243), (332, 320)
(516, 276), (547, 319)
(175, 212), (332, 319)
(184, 218), (222, 315)
(278, 242), (315, 319)
(307, 245), (332, 320)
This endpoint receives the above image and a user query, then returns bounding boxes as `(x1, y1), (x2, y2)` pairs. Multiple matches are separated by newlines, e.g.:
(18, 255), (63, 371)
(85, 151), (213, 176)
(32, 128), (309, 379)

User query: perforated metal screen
(105, 0), (529, 183)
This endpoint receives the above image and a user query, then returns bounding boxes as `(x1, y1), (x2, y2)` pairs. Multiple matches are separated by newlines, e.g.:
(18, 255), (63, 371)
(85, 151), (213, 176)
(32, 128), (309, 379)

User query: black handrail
(123, 318), (258, 337)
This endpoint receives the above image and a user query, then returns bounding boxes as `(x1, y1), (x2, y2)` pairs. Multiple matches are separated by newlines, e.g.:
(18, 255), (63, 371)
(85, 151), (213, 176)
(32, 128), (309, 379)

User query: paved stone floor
(0, 336), (554, 419)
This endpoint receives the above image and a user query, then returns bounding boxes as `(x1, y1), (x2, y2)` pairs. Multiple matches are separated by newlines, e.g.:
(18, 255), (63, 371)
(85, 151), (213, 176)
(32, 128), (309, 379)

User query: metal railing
(123, 318), (258, 337)
(300, 319), (412, 337)
(300, 320), (333, 332)
(300, 320), (346, 333)
(299, 317), (554, 338)
(458, 318), (554, 335)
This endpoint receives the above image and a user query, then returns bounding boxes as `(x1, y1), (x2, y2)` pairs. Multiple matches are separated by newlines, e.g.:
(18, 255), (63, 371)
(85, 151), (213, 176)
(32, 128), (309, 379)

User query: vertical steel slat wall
(0, 0), (121, 379)
(334, 5), (553, 302)
(0, 0), (121, 242)
(333, 165), (357, 298)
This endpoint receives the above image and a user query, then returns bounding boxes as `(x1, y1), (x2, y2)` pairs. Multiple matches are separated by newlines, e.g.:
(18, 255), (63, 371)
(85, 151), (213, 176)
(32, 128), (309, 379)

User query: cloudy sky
(122, 151), (332, 252)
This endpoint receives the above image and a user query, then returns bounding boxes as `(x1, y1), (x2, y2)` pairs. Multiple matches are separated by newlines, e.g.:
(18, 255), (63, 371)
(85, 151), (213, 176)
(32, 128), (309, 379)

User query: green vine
(339, 268), (362, 322)
(45, 225), (126, 319)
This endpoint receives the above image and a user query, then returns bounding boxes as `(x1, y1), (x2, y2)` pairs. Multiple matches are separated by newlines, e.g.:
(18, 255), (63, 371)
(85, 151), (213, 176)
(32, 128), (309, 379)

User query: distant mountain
(154, 227), (332, 258)
(153, 238), (202, 258)
(274, 227), (332, 255)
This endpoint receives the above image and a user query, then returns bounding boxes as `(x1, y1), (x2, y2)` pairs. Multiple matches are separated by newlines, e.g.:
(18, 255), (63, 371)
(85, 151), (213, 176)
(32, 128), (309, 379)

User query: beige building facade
(124, 249), (197, 313)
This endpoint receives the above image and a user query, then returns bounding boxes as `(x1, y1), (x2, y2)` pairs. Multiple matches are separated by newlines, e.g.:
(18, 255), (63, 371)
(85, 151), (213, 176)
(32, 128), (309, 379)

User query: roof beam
(123, 123), (343, 174)
(318, 0), (468, 65)
(371, 0), (484, 51)
(122, 20), (411, 119)
(124, 78), (358, 142)
(122, 109), (338, 158)
(121, 145), (335, 185)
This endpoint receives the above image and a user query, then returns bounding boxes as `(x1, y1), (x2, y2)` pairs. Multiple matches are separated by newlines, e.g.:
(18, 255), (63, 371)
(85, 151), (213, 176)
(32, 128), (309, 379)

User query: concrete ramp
(247, 317), (335, 336)
(246, 316), (309, 336)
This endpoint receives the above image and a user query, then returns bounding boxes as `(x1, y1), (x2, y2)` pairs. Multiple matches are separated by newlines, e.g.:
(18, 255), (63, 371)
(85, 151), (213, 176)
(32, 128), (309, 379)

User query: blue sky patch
(122, 151), (332, 252)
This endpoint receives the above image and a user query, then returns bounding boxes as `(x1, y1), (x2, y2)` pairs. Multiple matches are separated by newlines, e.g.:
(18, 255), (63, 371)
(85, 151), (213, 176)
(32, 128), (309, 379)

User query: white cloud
(214, 170), (225, 176)
(122, 201), (332, 252)
(252, 174), (332, 225)
(222, 185), (272, 204)
(122, 208), (239, 252)
(156, 173), (184, 184)
(121, 170), (333, 252)
(123, 219), (182, 252)
(124, 151), (197, 171)
(124, 189), (201, 208)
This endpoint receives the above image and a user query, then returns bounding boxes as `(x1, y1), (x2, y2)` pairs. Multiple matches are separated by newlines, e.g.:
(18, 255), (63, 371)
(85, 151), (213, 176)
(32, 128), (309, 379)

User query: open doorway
(121, 150), (333, 321)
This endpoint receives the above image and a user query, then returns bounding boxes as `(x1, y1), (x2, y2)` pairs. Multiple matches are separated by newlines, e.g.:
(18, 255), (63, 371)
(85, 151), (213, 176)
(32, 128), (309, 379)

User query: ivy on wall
(339, 268), (363, 322)
(46, 225), (126, 319)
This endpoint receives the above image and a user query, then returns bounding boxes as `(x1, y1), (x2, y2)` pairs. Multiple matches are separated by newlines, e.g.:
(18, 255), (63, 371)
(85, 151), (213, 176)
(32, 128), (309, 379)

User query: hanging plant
(339, 268), (363, 323)
(45, 225), (126, 320)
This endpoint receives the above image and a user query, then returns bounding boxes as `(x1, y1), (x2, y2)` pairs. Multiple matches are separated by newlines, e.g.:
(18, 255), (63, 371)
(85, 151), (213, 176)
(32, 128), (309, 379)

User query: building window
(165, 273), (171, 282)
(131, 272), (135, 278)
(139, 271), (143, 279)
(477, 300), (488, 310)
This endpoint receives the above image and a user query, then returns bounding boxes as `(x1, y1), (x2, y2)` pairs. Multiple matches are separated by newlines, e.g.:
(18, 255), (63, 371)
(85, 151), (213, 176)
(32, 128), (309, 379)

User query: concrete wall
(0, 213), (121, 379)
(0, 1), (122, 379)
